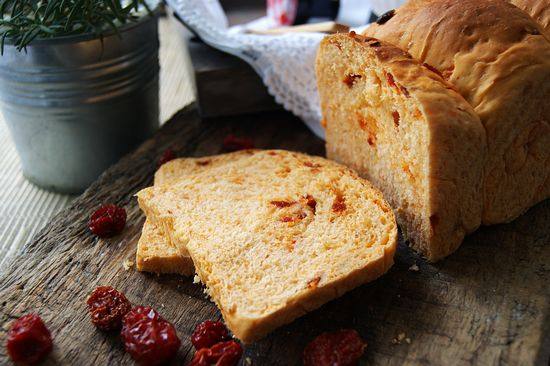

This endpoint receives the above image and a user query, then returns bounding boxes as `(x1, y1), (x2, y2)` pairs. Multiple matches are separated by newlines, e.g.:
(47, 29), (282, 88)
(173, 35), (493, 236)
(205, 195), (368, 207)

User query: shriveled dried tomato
(7, 314), (53, 365)
(191, 320), (230, 350)
(158, 148), (176, 167)
(303, 329), (367, 366)
(189, 340), (243, 366)
(89, 204), (126, 238)
(304, 195), (317, 213)
(343, 73), (362, 88)
(222, 135), (255, 152)
(332, 194), (346, 213)
(87, 286), (131, 331)
(121, 306), (181, 366)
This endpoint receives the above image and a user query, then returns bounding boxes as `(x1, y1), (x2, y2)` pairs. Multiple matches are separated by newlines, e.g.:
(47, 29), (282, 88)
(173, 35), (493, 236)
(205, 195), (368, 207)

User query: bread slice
(136, 150), (258, 275)
(137, 150), (397, 343)
(315, 32), (486, 261)
(136, 219), (195, 275)
(365, 0), (550, 225)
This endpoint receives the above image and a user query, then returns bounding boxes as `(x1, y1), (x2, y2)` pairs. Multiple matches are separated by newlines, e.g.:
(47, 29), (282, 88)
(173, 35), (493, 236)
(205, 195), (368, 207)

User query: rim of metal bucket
(1, 5), (161, 47)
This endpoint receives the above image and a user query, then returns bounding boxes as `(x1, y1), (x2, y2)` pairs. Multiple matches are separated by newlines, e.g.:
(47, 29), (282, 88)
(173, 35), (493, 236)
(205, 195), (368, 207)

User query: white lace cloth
(166, 0), (404, 138)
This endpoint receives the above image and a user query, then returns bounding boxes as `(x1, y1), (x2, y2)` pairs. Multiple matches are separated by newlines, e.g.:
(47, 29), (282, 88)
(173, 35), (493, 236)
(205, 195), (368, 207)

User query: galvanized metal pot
(0, 13), (160, 194)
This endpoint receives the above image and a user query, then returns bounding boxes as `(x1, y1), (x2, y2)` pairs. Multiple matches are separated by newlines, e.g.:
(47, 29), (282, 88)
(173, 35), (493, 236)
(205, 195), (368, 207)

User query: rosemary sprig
(0, 0), (153, 54)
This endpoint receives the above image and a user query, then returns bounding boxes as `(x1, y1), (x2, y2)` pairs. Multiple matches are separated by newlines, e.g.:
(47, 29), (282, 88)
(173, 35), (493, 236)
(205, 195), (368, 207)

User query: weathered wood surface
(0, 106), (548, 365)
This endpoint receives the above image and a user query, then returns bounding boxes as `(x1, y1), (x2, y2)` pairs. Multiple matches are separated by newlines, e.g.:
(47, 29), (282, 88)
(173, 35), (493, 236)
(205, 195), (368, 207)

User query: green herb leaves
(0, 0), (153, 54)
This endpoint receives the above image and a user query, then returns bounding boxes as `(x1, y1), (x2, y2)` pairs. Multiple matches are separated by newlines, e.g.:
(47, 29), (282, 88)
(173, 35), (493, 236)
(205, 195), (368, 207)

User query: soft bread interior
(137, 150), (397, 342)
(135, 151), (259, 275)
(318, 36), (430, 256)
(316, 33), (485, 261)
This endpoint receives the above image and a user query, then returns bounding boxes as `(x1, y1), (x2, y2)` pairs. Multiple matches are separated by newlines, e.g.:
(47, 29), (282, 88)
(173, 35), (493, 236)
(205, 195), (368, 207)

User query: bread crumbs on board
(409, 263), (419, 272)
(392, 332), (411, 345)
(122, 259), (134, 270)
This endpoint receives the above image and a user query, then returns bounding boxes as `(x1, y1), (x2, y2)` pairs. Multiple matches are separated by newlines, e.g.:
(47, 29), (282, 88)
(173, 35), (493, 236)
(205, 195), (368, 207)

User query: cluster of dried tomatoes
(84, 286), (245, 365)
(86, 286), (182, 365)
(7, 137), (367, 365)
(86, 286), (245, 366)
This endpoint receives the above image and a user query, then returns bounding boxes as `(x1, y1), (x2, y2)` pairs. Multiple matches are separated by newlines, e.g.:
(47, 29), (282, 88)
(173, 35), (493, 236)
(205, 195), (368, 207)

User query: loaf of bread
(137, 150), (397, 342)
(315, 32), (485, 261)
(509, 0), (550, 34)
(365, 0), (550, 225)
(136, 151), (257, 275)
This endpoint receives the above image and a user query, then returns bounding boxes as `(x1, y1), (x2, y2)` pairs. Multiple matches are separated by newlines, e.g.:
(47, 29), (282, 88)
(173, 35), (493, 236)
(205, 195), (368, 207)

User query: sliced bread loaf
(315, 32), (486, 261)
(365, 0), (550, 225)
(137, 150), (397, 342)
(136, 151), (258, 275)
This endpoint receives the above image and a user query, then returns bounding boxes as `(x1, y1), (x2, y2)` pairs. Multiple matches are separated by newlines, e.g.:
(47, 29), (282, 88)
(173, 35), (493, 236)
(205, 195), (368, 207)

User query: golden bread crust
(365, 0), (550, 224)
(509, 0), (550, 35)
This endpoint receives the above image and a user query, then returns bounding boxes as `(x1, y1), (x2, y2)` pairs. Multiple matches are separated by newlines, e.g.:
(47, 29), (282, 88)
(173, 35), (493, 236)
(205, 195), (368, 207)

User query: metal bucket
(0, 13), (160, 194)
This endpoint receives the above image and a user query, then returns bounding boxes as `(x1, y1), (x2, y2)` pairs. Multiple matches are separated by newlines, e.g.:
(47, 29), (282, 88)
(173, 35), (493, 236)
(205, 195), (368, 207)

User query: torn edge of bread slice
(137, 149), (397, 343)
(137, 219), (195, 276)
(316, 32), (486, 261)
(135, 150), (259, 275)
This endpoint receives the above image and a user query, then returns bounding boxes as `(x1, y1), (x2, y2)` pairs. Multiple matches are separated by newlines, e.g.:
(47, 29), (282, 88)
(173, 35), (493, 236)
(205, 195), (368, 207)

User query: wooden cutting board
(0, 105), (548, 365)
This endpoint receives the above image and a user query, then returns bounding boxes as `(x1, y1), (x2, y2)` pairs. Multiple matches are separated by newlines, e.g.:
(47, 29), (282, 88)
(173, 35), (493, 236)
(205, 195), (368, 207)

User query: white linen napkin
(166, 0), (405, 138)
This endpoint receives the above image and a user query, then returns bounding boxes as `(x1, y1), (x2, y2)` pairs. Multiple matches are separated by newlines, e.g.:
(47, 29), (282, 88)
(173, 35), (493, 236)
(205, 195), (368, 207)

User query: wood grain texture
(0, 106), (548, 365)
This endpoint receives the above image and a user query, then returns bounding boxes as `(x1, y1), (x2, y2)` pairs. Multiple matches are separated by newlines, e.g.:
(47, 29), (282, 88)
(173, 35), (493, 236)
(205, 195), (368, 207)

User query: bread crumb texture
(316, 31), (486, 261)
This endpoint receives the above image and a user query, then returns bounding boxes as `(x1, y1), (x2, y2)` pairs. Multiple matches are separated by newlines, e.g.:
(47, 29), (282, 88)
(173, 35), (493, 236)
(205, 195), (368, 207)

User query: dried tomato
(189, 340), (243, 366)
(121, 306), (181, 366)
(385, 72), (397, 88)
(343, 73), (362, 88)
(222, 135), (255, 152)
(7, 314), (53, 365)
(304, 161), (322, 168)
(158, 148), (176, 167)
(332, 194), (346, 213)
(392, 111), (400, 128)
(423, 63), (444, 78)
(270, 200), (295, 208)
(89, 204), (126, 238)
(303, 329), (367, 366)
(191, 320), (230, 350)
(87, 286), (131, 331)
(304, 195), (317, 213)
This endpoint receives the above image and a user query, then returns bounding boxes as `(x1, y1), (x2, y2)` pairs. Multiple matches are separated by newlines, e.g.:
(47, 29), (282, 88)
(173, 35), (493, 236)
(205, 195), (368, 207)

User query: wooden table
(0, 106), (548, 365)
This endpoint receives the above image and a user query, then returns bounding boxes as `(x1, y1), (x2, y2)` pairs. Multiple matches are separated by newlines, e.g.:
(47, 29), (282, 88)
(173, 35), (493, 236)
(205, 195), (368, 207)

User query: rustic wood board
(0, 106), (548, 365)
